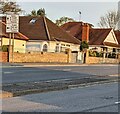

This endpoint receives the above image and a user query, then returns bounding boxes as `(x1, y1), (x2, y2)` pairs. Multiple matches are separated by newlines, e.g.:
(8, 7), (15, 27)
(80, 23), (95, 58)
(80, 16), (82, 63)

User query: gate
(71, 51), (83, 63)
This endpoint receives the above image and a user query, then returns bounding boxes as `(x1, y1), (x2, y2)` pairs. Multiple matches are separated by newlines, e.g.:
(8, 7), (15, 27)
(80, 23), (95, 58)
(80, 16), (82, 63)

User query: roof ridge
(43, 16), (51, 41)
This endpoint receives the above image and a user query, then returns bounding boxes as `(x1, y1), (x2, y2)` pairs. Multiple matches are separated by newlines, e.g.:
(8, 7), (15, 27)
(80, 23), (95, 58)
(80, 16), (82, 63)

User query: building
(19, 16), (80, 53)
(61, 22), (120, 54)
(0, 20), (29, 53)
(115, 30), (120, 47)
(118, 1), (120, 31)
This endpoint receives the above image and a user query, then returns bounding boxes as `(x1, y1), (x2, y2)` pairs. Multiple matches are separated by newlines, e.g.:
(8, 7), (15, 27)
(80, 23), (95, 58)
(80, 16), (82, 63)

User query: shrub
(2, 45), (9, 52)
(89, 50), (103, 57)
(108, 53), (116, 58)
(80, 41), (89, 51)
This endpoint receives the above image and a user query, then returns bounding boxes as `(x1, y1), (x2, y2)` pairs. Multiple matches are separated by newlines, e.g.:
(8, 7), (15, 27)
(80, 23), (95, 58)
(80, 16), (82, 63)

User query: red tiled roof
(114, 30), (120, 44)
(89, 28), (112, 45)
(0, 20), (29, 41)
(19, 16), (80, 44)
(61, 22), (119, 47)
(61, 22), (83, 41)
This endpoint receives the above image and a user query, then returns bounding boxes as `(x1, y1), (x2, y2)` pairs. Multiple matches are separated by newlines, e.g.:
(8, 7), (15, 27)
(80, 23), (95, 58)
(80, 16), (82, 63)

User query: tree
(98, 10), (120, 30)
(29, 10), (37, 16)
(28, 8), (46, 16)
(0, 1), (22, 14)
(56, 16), (75, 26)
(80, 41), (89, 51)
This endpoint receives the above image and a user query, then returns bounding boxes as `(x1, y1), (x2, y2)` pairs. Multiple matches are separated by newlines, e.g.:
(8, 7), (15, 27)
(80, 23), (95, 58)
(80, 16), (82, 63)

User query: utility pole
(6, 13), (19, 63)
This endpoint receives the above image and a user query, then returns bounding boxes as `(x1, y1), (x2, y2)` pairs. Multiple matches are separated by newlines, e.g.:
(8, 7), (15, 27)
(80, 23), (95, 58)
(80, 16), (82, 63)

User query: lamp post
(79, 11), (81, 21)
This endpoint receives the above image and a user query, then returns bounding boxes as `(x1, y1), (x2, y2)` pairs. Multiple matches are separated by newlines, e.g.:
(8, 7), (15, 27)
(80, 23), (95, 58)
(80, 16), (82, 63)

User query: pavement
(2, 82), (119, 112)
(1, 63), (119, 112)
(1, 62), (119, 67)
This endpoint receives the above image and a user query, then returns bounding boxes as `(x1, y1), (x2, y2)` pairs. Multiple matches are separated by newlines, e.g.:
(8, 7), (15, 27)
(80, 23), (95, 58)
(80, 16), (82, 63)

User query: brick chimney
(82, 23), (89, 42)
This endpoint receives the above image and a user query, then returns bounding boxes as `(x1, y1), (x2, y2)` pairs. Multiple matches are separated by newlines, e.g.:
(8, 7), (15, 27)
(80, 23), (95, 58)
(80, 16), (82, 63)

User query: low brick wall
(11, 52), (68, 63)
(0, 52), (8, 62)
(86, 57), (119, 64)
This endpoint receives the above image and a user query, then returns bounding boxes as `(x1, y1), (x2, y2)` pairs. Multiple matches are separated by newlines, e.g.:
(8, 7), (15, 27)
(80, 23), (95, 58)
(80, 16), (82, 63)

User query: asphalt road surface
(2, 82), (118, 112)
(2, 64), (119, 84)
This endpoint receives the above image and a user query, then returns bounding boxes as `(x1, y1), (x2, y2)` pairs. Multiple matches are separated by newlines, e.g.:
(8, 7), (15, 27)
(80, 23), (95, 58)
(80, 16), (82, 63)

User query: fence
(89, 50), (119, 59)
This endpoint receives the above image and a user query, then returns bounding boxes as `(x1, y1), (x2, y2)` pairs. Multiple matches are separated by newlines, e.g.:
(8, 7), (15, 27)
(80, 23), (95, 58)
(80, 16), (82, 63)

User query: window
(43, 44), (48, 52)
(61, 44), (65, 46)
(113, 48), (116, 52)
(29, 18), (37, 24)
(55, 44), (59, 52)
(66, 44), (70, 47)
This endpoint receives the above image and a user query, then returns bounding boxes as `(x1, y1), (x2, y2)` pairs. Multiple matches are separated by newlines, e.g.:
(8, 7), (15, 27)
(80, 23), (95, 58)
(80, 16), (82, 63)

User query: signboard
(6, 14), (19, 33)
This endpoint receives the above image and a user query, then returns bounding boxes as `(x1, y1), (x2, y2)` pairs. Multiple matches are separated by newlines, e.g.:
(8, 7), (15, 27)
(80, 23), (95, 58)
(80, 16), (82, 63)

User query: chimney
(82, 23), (89, 42)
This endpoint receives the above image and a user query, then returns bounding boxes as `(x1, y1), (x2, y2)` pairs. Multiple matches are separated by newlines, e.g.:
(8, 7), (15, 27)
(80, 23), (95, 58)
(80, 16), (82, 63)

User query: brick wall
(86, 57), (119, 64)
(0, 52), (8, 62)
(11, 52), (68, 63)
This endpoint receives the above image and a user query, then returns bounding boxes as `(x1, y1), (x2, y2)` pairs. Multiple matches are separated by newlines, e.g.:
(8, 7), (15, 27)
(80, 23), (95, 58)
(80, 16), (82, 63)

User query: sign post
(6, 14), (19, 63)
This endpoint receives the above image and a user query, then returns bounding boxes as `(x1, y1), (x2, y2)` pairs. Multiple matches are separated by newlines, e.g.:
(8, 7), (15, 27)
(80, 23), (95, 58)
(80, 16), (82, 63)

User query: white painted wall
(2, 37), (26, 53)
(27, 40), (80, 53)
(104, 30), (118, 44)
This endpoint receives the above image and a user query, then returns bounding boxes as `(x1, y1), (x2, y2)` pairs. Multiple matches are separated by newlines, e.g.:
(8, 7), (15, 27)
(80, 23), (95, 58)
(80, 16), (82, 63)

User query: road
(2, 64), (119, 84)
(2, 82), (118, 112)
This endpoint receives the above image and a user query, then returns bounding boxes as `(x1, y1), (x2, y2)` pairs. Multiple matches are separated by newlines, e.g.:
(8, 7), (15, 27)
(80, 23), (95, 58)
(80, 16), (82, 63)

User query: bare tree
(0, 1), (22, 14)
(98, 11), (120, 29)
(56, 16), (75, 26)
(98, 10), (120, 30)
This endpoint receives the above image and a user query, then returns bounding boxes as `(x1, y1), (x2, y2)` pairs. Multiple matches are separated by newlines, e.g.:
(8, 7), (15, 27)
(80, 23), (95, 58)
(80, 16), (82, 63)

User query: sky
(17, 1), (119, 27)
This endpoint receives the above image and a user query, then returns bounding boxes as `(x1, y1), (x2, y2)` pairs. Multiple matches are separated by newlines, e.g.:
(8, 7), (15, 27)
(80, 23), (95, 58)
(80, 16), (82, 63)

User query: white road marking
(54, 69), (72, 71)
(109, 74), (120, 77)
(3, 72), (14, 74)
(45, 78), (71, 82)
(115, 101), (120, 104)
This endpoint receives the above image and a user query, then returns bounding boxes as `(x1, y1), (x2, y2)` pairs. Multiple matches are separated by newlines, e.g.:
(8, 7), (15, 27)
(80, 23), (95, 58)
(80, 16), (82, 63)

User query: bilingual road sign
(6, 14), (19, 33)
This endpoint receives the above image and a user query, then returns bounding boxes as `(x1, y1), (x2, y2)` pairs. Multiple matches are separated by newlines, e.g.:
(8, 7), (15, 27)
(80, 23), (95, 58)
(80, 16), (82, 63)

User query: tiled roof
(19, 16), (80, 44)
(89, 28), (112, 45)
(61, 22), (83, 41)
(61, 22), (119, 47)
(0, 20), (29, 41)
(114, 30), (120, 44)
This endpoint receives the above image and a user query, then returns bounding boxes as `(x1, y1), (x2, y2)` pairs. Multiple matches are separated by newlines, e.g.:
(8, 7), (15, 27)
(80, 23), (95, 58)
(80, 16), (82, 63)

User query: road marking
(115, 101), (120, 104)
(3, 72), (14, 74)
(54, 69), (71, 71)
(45, 78), (71, 82)
(109, 74), (120, 77)
(63, 69), (71, 71)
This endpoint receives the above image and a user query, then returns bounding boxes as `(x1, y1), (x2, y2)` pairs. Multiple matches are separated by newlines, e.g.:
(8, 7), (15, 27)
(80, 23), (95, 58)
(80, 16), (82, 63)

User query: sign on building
(6, 14), (19, 33)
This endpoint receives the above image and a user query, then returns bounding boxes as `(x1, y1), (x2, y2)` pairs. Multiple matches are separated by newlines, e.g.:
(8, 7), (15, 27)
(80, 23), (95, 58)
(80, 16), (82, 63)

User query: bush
(2, 45), (9, 52)
(89, 50), (103, 57)
(80, 41), (89, 51)
(108, 53), (116, 58)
